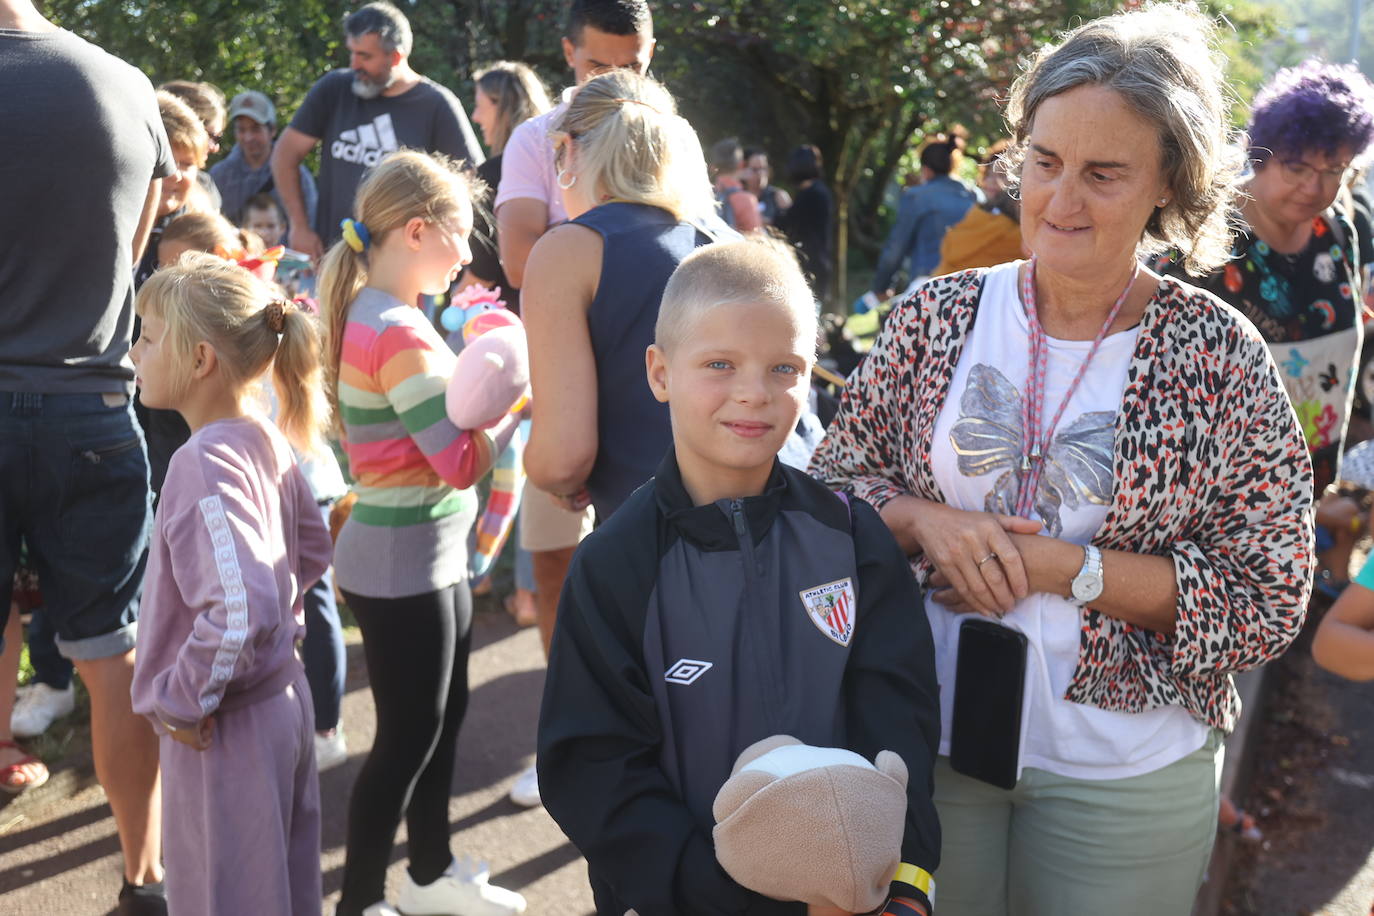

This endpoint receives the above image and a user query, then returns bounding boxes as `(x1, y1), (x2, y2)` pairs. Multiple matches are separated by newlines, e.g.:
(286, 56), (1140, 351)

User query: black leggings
(337, 583), (473, 914)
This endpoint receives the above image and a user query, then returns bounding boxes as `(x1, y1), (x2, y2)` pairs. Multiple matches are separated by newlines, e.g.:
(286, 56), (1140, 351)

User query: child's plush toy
(442, 285), (530, 429)
(712, 735), (909, 914)
(442, 285), (530, 578)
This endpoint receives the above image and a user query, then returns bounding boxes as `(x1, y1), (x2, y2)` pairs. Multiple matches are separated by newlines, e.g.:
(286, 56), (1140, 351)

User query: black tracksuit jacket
(538, 451), (941, 915)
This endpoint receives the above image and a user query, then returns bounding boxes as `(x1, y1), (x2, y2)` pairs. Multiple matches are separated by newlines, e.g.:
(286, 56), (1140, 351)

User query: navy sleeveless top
(572, 202), (735, 520)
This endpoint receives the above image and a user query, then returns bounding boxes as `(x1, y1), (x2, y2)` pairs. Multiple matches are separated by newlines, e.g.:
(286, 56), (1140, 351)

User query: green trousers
(930, 729), (1223, 916)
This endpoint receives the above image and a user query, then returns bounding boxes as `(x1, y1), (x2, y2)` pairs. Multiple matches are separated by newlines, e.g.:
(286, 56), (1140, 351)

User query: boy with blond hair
(538, 238), (941, 916)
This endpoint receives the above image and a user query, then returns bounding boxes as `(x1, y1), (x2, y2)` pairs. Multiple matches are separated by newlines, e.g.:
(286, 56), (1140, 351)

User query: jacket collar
(654, 449), (789, 551)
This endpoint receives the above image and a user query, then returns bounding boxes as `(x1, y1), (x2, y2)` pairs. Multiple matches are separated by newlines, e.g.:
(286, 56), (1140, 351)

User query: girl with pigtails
(128, 252), (334, 915)
(318, 149), (526, 916)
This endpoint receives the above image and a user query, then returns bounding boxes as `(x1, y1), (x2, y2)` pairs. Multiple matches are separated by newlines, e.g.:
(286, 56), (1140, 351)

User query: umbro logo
(331, 113), (399, 166)
(664, 658), (713, 686)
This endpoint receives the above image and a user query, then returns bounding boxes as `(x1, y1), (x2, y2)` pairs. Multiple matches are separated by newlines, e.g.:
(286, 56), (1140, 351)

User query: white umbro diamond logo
(664, 658), (713, 686)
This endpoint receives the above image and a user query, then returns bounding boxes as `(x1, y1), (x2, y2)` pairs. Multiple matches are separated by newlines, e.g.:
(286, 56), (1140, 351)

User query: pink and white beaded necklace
(1013, 255), (1138, 518)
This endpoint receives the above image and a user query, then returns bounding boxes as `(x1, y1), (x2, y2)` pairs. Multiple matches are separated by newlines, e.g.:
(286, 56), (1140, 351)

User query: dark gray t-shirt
(290, 69), (484, 244)
(0, 29), (173, 394)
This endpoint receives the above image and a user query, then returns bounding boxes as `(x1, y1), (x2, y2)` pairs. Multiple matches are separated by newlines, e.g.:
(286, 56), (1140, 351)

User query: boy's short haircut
(567, 0), (652, 41)
(241, 191), (286, 225)
(919, 140), (957, 175)
(158, 90), (209, 166)
(710, 137), (743, 175)
(656, 237), (817, 354)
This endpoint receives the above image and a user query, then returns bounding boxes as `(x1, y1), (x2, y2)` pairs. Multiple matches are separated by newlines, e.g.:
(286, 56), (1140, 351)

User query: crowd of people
(5, 0), (1374, 914)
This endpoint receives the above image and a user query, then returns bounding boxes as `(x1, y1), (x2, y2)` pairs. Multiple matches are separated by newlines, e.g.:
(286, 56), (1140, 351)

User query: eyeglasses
(1275, 157), (1351, 188)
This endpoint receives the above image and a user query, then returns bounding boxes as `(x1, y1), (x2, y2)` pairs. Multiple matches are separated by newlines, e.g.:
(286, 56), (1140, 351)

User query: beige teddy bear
(711, 734), (910, 913)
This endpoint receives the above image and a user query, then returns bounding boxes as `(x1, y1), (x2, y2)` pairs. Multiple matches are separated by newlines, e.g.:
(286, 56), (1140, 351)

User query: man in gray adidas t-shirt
(270, 1), (483, 259)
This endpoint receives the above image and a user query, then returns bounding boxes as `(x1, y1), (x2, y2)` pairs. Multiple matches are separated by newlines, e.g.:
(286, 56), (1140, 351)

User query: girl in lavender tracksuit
(130, 252), (333, 915)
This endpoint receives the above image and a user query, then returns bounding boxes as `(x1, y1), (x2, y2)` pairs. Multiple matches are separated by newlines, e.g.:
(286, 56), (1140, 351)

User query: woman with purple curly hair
(1158, 59), (1374, 597)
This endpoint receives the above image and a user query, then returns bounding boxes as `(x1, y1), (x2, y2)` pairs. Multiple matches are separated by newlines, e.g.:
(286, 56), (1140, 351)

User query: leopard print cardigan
(811, 268), (1315, 733)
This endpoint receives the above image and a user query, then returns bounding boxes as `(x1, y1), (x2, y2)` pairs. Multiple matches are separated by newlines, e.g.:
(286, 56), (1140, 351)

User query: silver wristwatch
(1069, 545), (1104, 606)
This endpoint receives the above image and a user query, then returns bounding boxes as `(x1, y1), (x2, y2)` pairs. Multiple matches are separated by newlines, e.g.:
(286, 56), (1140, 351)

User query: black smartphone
(949, 617), (1028, 790)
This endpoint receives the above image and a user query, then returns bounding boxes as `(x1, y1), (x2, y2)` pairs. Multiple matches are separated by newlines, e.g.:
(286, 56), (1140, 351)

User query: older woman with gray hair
(812, 3), (1314, 912)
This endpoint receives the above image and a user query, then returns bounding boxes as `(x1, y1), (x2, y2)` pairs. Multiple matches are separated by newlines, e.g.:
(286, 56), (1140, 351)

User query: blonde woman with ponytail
(317, 149), (526, 916)
(127, 252), (333, 915)
(523, 69), (728, 521)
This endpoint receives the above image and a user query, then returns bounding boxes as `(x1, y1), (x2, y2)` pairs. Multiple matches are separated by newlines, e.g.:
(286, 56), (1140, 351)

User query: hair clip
(263, 298), (290, 334)
(340, 218), (372, 253)
(610, 96), (663, 115)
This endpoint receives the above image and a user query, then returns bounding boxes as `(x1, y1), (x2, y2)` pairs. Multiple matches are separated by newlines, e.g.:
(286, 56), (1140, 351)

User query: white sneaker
(11, 683), (75, 738)
(397, 856), (526, 916)
(315, 728), (348, 771)
(507, 763), (541, 809)
(359, 903), (402, 916)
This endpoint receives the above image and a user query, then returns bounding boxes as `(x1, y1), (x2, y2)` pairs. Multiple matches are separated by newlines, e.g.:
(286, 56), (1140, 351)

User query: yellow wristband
(892, 863), (934, 896)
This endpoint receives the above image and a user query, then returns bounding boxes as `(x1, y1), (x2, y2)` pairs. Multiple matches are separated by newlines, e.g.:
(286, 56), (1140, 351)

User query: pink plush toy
(442, 285), (530, 429)
(442, 285), (531, 579)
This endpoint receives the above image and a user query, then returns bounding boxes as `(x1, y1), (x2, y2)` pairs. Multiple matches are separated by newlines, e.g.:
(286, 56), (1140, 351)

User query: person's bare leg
(532, 547), (576, 659)
(0, 610), (25, 771)
(73, 651), (162, 885)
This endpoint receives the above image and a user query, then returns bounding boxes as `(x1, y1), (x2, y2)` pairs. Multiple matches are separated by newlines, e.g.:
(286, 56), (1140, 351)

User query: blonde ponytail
(317, 239), (368, 428)
(315, 149), (485, 430)
(272, 305), (328, 454)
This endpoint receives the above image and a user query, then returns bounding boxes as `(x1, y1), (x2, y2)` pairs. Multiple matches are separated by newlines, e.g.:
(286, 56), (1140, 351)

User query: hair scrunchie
(263, 298), (290, 334)
(340, 218), (372, 253)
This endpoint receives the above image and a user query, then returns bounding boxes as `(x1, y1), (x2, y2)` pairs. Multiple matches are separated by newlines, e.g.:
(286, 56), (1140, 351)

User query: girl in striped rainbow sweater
(319, 150), (525, 916)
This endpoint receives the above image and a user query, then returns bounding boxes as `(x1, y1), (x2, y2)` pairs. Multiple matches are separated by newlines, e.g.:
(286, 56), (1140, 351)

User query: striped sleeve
(370, 321), (514, 491)
(471, 425), (525, 578)
(152, 454), (278, 728)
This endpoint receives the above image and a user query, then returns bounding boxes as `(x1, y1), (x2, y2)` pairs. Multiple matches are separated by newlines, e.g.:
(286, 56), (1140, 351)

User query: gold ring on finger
(977, 552), (998, 567)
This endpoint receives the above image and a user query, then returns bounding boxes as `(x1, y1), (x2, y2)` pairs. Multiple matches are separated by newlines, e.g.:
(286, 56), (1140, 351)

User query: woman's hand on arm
(522, 224), (603, 498)
(930, 533), (1179, 633)
(882, 495), (1041, 615)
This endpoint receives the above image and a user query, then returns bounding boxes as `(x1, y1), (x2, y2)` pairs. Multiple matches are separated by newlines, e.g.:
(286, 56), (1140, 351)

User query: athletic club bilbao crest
(799, 578), (856, 647)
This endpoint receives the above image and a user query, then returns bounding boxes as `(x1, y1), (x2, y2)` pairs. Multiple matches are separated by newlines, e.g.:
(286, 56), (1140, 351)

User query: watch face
(1072, 574), (1104, 602)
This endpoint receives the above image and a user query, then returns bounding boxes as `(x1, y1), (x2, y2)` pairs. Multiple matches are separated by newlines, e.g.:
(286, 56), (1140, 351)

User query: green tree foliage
(40, 0), (1276, 305)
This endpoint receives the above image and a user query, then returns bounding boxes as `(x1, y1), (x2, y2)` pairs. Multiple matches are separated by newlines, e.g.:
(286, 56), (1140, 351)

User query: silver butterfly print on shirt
(949, 364), (1116, 538)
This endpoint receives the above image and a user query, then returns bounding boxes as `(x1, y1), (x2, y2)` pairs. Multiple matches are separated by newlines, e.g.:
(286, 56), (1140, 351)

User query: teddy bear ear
(875, 750), (908, 790)
(712, 768), (777, 823)
(730, 734), (802, 776)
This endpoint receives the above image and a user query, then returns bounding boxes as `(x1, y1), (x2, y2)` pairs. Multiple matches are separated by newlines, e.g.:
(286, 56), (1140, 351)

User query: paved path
(0, 606), (596, 915)
(1222, 637), (1374, 915)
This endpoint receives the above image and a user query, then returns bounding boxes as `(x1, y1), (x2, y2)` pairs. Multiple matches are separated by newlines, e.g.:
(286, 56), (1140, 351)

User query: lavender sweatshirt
(132, 416), (333, 731)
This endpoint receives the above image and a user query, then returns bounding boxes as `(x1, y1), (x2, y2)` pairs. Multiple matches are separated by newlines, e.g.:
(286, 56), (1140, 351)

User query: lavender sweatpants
(159, 670), (322, 915)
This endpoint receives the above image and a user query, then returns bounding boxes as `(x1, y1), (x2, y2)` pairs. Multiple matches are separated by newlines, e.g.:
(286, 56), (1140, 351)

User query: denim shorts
(0, 391), (151, 659)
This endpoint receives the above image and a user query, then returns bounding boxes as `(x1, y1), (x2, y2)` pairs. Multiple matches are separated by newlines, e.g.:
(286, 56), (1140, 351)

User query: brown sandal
(0, 739), (49, 795)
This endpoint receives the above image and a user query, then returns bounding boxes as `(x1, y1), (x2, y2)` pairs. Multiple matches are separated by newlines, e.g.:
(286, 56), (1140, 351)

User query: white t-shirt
(926, 261), (1208, 781)
(493, 88), (576, 225)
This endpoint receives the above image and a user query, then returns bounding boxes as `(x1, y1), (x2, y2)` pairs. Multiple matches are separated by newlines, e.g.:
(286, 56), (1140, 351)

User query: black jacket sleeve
(537, 521), (800, 916)
(843, 497), (941, 910)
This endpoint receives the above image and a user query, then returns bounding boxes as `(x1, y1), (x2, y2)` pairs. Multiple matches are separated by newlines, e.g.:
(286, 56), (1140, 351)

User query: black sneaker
(115, 878), (168, 916)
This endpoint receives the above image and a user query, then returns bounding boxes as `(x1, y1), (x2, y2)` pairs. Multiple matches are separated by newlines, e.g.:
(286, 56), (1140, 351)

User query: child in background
(320, 150), (524, 916)
(242, 192), (287, 248)
(242, 192), (316, 298)
(129, 253), (333, 915)
(158, 209), (263, 267)
(538, 239), (941, 916)
(1314, 439), (1374, 679)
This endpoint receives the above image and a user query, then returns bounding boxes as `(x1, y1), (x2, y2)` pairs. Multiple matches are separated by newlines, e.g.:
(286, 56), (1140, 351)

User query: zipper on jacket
(730, 499), (782, 727)
(730, 499), (748, 540)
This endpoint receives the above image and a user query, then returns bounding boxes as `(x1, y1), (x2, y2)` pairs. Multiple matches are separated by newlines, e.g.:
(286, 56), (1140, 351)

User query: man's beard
(351, 67), (397, 99)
